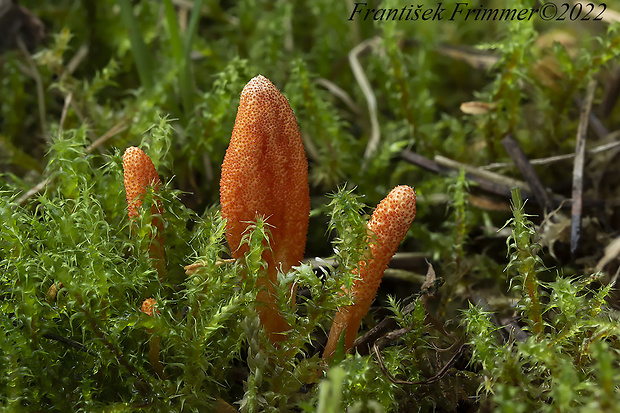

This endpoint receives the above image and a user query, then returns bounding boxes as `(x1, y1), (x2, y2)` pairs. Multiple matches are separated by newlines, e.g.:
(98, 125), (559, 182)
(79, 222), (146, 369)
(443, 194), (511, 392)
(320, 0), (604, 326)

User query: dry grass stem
(571, 80), (597, 255)
(349, 37), (382, 161)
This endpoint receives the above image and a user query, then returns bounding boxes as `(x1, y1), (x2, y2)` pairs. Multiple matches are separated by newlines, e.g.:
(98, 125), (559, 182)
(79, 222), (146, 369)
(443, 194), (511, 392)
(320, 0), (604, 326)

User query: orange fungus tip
(220, 75), (310, 342)
(122, 146), (166, 281)
(122, 146), (162, 219)
(220, 75), (310, 268)
(140, 298), (158, 317)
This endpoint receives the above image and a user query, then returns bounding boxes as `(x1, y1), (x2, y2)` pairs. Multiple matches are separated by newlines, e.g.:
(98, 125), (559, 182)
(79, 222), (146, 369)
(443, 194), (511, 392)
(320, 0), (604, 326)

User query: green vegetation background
(1, 0), (620, 411)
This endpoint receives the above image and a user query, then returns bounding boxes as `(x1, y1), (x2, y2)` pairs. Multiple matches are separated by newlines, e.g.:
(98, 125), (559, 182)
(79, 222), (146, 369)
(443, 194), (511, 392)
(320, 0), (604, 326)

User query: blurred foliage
(1, 0), (620, 411)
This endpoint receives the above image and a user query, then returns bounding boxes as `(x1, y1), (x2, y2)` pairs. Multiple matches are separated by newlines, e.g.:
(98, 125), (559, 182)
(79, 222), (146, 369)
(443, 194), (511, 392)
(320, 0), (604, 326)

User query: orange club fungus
(220, 75), (310, 343)
(122, 147), (166, 281)
(324, 185), (417, 360)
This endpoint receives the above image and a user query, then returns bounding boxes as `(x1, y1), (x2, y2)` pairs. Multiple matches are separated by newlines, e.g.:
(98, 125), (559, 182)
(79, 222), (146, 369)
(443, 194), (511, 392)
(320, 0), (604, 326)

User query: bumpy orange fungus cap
(122, 147), (162, 219)
(324, 185), (416, 359)
(220, 75), (310, 342)
(140, 298), (158, 317)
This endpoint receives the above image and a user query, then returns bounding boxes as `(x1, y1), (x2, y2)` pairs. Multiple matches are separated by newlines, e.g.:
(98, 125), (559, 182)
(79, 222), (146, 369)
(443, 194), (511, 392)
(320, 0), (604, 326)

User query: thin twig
(18, 121), (128, 206)
(501, 133), (552, 211)
(588, 109), (609, 139)
(353, 262), (441, 355)
(401, 150), (449, 174)
(15, 176), (53, 206)
(315, 78), (364, 118)
(571, 80), (597, 255)
(575, 95), (609, 139)
(58, 92), (73, 140)
(403, 150), (514, 198)
(203, 152), (213, 182)
(437, 44), (499, 70)
(284, 8), (293, 53)
(85, 121), (128, 153)
(373, 340), (465, 386)
(349, 37), (382, 161)
(65, 43), (89, 75)
(403, 150), (571, 208)
(434, 155), (530, 192)
(483, 134), (620, 169)
(352, 300), (413, 356)
(74, 293), (152, 395)
(42, 332), (97, 355)
(346, 0), (361, 45)
(68, 98), (98, 143)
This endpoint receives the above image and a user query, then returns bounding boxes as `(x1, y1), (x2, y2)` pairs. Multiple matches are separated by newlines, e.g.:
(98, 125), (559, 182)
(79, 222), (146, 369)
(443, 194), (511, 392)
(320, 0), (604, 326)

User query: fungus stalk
(123, 147), (165, 281)
(324, 185), (417, 360)
(220, 75), (310, 343)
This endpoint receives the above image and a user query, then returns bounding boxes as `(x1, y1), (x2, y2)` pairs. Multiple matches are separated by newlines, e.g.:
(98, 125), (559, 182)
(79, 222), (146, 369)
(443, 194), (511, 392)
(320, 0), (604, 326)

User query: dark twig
(353, 262), (445, 356)
(571, 80), (597, 256)
(352, 302), (411, 356)
(373, 339), (466, 386)
(470, 293), (528, 343)
(400, 150), (450, 174)
(588, 109), (609, 139)
(401, 150), (560, 206)
(576, 95), (609, 139)
(401, 150), (609, 211)
(42, 332), (97, 355)
(600, 67), (620, 119)
(401, 150), (513, 198)
(501, 133), (553, 211)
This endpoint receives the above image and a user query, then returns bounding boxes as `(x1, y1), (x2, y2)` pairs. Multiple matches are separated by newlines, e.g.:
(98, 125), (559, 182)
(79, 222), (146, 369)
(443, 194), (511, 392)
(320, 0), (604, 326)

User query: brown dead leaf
(468, 194), (511, 212)
(421, 260), (437, 299)
(532, 56), (565, 90)
(460, 101), (498, 115)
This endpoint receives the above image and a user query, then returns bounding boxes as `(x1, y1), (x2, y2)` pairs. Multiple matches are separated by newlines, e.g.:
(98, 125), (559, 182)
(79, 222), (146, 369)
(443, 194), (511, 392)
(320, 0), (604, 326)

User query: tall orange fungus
(122, 147), (165, 281)
(220, 75), (310, 342)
